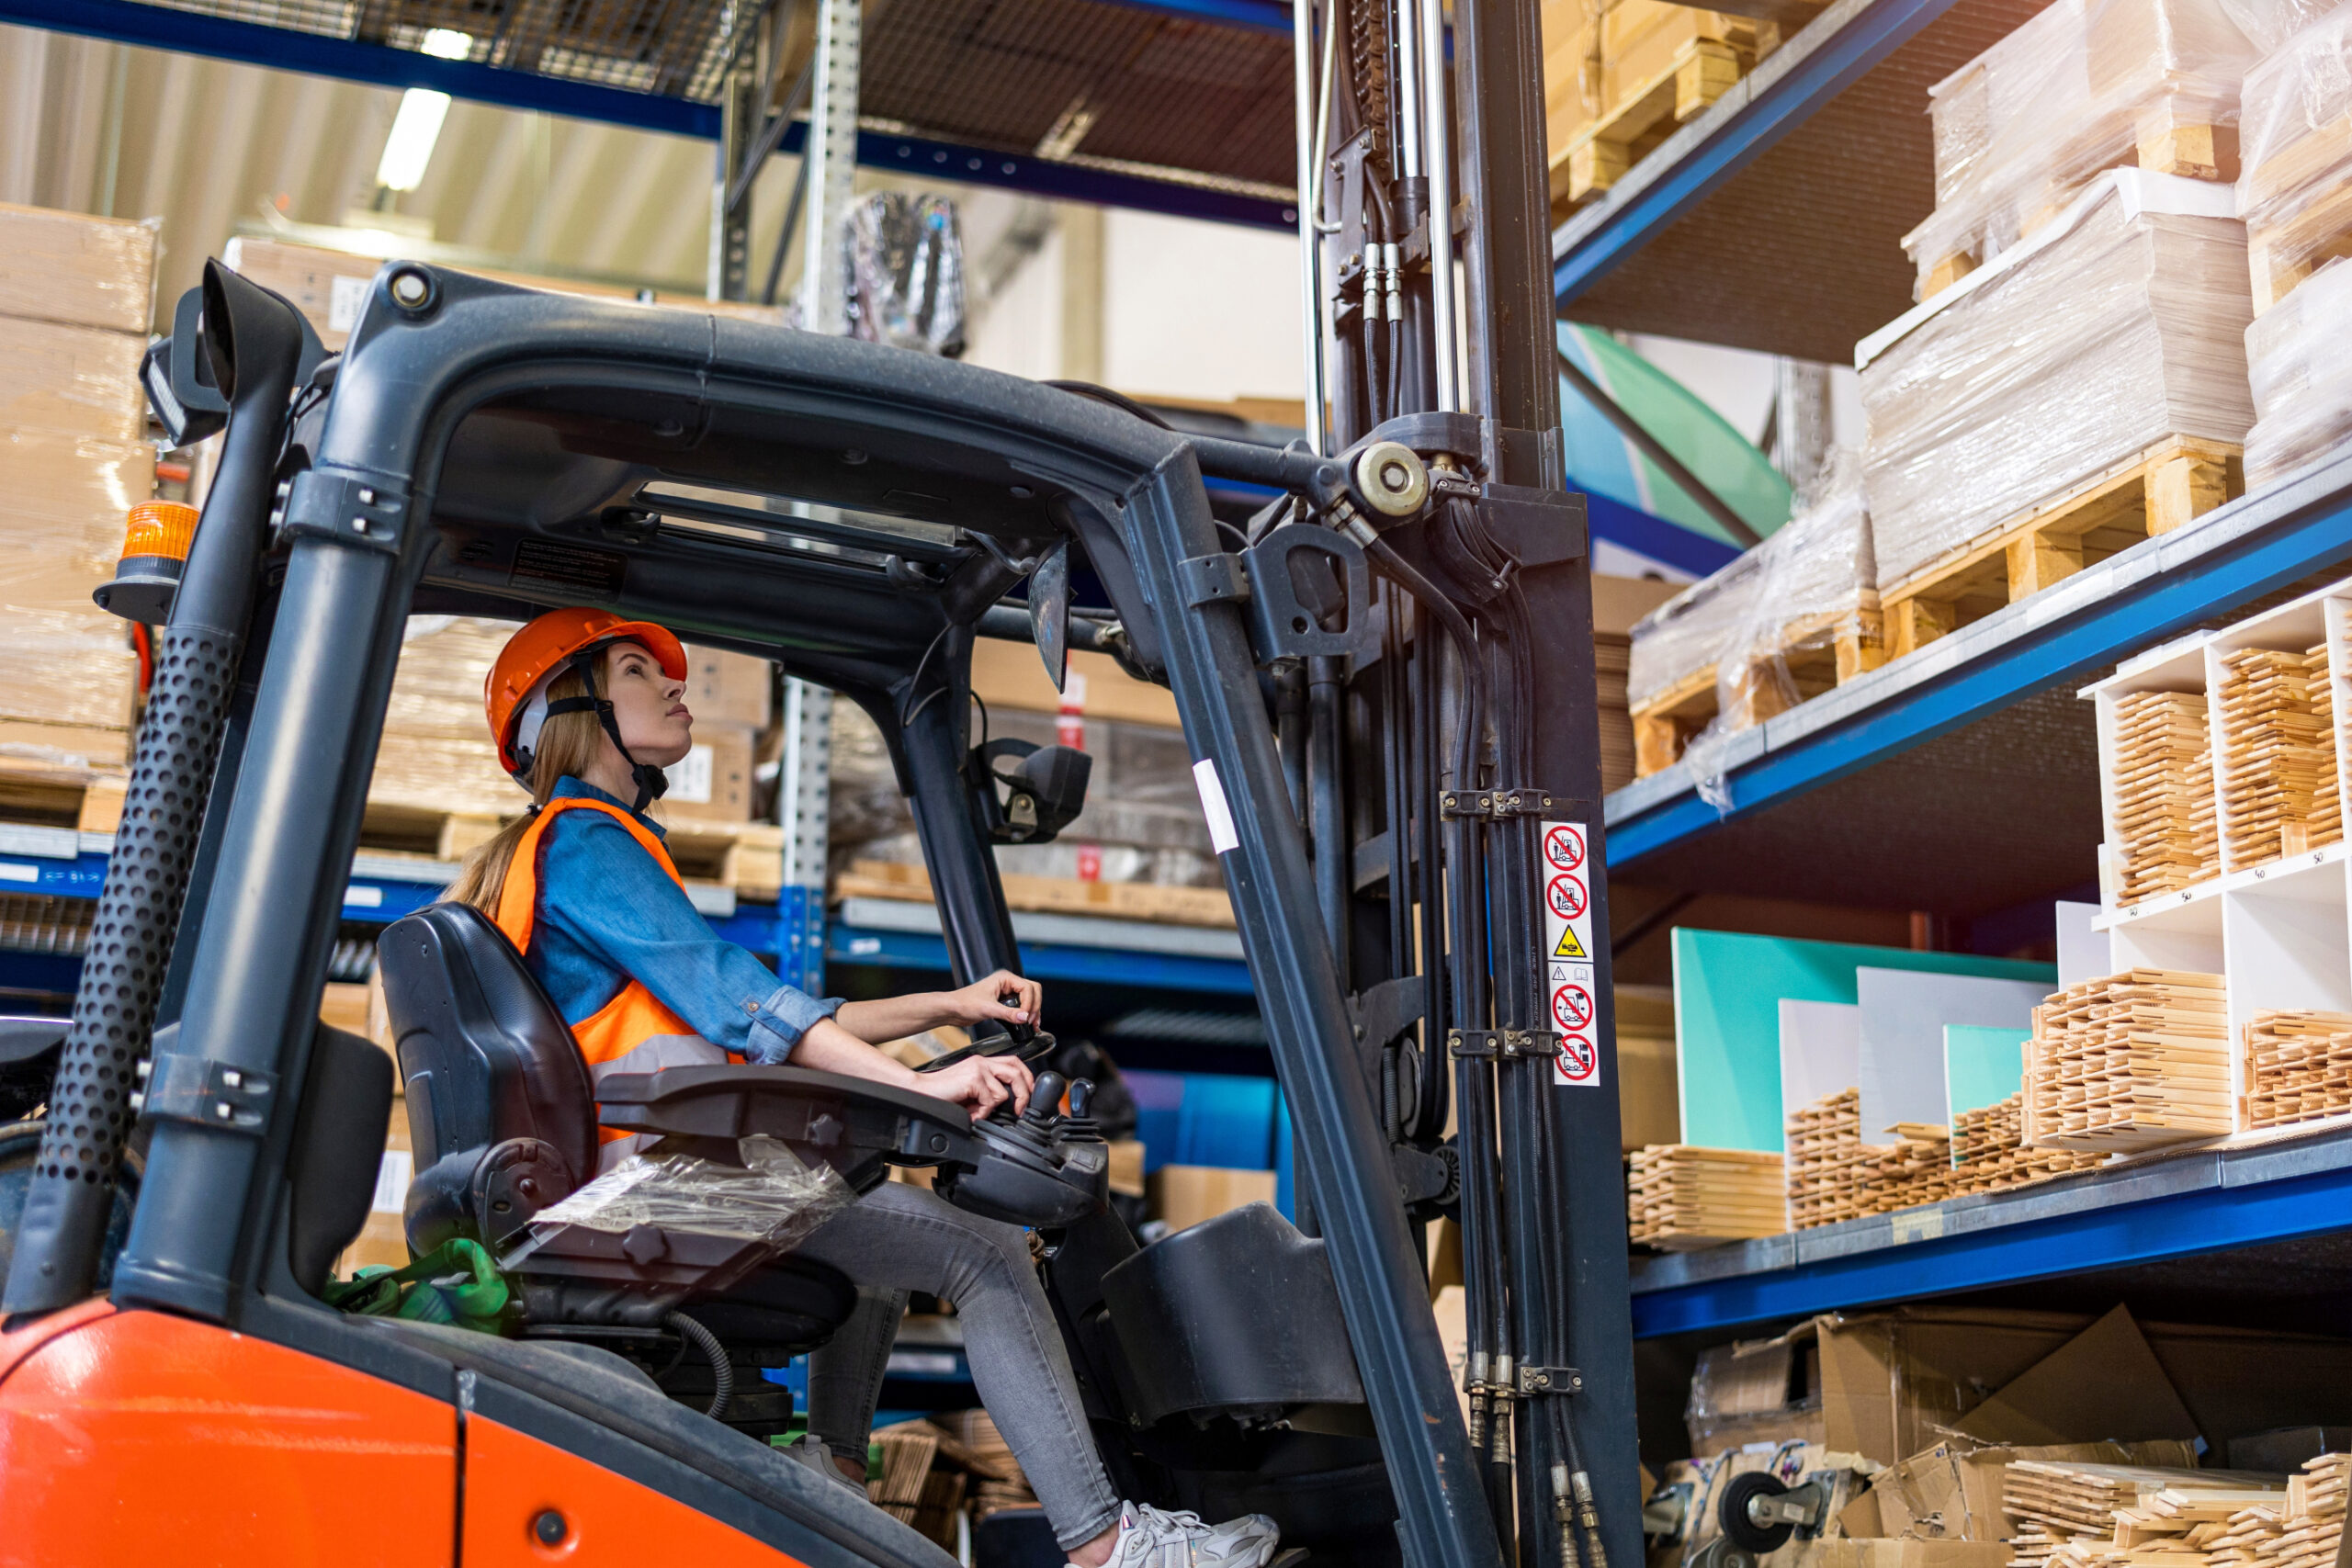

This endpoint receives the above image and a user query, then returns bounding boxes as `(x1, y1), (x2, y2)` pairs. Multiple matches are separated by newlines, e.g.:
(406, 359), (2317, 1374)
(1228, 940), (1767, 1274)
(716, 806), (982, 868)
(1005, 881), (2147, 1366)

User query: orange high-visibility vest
(494, 795), (738, 1153)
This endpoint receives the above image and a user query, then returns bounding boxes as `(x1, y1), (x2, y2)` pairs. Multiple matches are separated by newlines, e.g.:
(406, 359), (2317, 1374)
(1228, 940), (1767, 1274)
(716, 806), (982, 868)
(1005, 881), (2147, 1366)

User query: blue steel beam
(0, 0), (1295, 230)
(1553, 0), (1964, 304)
(1607, 476), (2352, 867)
(1632, 1155), (2352, 1337)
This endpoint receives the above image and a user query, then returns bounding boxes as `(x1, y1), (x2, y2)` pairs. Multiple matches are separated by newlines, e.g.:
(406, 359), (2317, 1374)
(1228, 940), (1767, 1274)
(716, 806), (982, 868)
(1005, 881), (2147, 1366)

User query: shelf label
(1539, 819), (1600, 1090)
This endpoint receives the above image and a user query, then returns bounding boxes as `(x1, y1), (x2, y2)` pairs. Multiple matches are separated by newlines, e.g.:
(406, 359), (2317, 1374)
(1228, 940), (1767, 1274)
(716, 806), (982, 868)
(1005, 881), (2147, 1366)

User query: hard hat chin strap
(544, 648), (670, 814)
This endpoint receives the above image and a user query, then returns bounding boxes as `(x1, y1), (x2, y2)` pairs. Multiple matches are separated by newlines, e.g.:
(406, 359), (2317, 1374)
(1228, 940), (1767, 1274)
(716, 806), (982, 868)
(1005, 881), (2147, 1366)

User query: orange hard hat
(486, 607), (687, 779)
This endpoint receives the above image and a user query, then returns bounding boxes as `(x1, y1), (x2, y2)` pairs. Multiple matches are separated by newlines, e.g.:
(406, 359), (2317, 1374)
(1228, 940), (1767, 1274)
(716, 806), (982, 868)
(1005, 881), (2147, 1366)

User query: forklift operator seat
(375, 901), (858, 1346)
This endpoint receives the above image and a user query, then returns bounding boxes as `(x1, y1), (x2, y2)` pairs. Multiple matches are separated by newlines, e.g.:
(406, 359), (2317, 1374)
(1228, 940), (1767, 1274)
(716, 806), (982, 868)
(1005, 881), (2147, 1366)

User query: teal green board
(1670, 930), (2055, 1152)
(1945, 1025), (2031, 1118)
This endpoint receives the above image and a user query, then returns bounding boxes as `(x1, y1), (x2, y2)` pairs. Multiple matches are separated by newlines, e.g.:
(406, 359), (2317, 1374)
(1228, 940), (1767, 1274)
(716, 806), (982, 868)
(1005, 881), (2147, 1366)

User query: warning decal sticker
(1537, 821), (1601, 1089)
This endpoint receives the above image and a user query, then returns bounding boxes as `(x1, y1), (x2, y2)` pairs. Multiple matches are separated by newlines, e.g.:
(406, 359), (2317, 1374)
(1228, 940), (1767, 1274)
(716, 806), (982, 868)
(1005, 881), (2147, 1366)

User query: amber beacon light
(94, 501), (199, 625)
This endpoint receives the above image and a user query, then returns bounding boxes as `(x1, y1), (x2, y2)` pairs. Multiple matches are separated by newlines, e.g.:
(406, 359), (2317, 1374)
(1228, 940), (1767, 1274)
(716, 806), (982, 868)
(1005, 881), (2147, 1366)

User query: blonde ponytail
(447, 658), (613, 916)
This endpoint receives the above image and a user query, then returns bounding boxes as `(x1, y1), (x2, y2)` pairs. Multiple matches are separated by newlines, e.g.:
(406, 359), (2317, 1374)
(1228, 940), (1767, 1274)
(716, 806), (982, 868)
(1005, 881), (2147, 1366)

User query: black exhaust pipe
(3, 261), (311, 1318)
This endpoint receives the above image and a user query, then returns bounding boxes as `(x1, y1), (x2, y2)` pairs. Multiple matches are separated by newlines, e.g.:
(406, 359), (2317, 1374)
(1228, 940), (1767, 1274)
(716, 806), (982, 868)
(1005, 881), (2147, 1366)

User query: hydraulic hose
(3, 261), (307, 1319)
(666, 1312), (735, 1421)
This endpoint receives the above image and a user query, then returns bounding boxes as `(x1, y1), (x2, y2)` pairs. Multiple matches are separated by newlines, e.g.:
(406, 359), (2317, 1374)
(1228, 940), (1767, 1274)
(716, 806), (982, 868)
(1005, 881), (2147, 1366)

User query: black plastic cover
(1099, 1201), (1366, 1425)
(285, 1021), (395, 1294)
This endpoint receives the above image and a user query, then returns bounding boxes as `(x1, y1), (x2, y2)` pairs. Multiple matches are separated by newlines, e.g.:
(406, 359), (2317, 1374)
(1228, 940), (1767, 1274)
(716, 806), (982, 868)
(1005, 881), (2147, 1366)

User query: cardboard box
(656, 725), (754, 826)
(1818, 1308), (2092, 1466)
(1689, 1319), (1826, 1453)
(321, 980), (400, 1094)
(684, 644), (774, 730)
(969, 637), (1182, 728)
(1617, 983), (1679, 1150)
(0, 427), (157, 562)
(1106, 1138), (1146, 1198)
(333, 1111), (414, 1278)
(0, 203), (159, 334)
(1147, 1164), (1275, 1233)
(223, 237), (787, 353)
(0, 718), (130, 773)
(0, 316), (150, 442)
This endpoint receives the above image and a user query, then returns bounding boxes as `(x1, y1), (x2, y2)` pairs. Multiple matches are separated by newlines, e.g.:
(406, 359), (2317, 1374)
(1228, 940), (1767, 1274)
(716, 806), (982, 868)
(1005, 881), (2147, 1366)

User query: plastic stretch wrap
(0, 318), (150, 443)
(0, 204), (158, 333)
(2244, 256), (2352, 485)
(2220, 0), (2343, 53)
(2236, 6), (2352, 297)
(0, 428), (151, 736)
(843, 194), (967, 357)
(528, 1135), (854, 1247)
(1634, 457), (1876, 805)
(1627, 454), (1875, 711)
(1862, 173), (2255, 592)
(1904, 0), (2259, 296)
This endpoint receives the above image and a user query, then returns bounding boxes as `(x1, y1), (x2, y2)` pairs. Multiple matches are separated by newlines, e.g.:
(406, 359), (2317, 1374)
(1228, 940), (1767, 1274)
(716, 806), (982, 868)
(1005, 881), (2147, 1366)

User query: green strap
(322, 1238), (511, 1333)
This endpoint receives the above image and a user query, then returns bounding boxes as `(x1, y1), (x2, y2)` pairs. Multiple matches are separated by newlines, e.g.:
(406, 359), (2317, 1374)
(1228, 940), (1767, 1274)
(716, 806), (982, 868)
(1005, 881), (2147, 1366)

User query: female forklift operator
(447, 608), (1280, 1568)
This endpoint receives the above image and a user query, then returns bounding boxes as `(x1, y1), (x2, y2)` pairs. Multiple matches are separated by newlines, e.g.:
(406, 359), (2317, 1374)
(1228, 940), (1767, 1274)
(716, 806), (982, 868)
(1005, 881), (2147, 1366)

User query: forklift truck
(0, 0), (1637, 1559)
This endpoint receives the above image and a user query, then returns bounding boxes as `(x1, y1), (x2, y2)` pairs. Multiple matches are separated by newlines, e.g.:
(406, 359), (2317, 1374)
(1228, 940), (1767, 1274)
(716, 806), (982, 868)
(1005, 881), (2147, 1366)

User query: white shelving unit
(2086, 575), (2352, 1125)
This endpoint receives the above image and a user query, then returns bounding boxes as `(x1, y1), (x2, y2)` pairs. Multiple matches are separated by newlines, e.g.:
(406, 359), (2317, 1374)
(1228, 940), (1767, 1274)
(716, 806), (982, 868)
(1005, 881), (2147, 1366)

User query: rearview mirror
(1030, 540), (1070, 693)
(973, 738), (1091, 844)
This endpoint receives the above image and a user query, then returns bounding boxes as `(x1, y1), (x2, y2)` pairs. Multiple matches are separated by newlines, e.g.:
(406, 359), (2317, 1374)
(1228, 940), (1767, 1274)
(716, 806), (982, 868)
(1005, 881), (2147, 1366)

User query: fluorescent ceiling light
(375, 30), (473, 193)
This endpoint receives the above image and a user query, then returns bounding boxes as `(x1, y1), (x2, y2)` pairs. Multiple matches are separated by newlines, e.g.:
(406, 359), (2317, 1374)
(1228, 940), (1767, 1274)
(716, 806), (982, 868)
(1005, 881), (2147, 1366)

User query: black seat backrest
(377, 902), (598, 1188)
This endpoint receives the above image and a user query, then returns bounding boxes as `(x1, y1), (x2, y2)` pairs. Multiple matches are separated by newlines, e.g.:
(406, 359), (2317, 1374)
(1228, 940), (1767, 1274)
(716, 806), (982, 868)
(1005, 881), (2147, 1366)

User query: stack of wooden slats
(870, 1422), (967, 1549)
(1626, 1145), (1786, 1248)
(2313, 649), (2345, 844)
(2261, 1454), (2346, 1568)
(2244, 1010), (2352, 1128)
(2027, 970), (2232, 1150)
(1856, 1124), (1954, 1213)
(2113, 690), (2222, 904)
(2005, 1462), (2289, 1568)
(2217, 645), (2343, 866)
(930, 1409), (1038, 1518)
(1951, 1091), (2107, 1190)
(2205, 1502), (2285, 1568)
(1785, 1087), (1865, 1228)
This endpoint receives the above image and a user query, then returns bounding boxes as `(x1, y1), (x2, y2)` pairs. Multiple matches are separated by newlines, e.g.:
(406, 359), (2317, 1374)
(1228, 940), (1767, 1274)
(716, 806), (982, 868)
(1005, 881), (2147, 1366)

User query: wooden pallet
(1628, 603), (1883, 777)
(1919, 115), (2240, 301)
(0, 759), (127, 833)
(363, 803), (788, 899)
(1551, 29), (1767, 212)
(835, 856), (1237, 929)
(1880, 436), (2243, 660)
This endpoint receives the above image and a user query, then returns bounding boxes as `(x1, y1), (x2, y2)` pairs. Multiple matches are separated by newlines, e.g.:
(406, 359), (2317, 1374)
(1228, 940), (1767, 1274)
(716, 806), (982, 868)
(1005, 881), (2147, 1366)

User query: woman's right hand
(918, 1052), (1035, 1120)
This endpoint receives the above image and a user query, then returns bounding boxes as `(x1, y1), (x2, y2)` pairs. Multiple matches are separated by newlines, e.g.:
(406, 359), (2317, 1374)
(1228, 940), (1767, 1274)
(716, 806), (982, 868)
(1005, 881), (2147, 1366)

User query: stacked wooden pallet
(2027, 970), (2232, 1150)
(2243, 1010), (2352, 1129)
(1951, 1091), (2106, 1190)
(1785, 1087), (1865, 1229)
(2217, 644), (2344, 866)
(1855, 1124), (1953, 1214)
(1625, 1145), (1786, 1248)
(2113, 690), (2222, 905)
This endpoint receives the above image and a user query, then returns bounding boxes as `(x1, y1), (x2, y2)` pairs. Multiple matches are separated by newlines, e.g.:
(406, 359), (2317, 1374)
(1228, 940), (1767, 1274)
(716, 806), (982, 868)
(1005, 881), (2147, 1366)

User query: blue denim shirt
(526, 777), (842, 1063)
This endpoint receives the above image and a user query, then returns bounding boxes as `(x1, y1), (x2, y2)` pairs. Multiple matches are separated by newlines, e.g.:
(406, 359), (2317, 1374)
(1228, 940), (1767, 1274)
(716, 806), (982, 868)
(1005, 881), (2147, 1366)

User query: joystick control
(1022, 1071), (1067, 1132)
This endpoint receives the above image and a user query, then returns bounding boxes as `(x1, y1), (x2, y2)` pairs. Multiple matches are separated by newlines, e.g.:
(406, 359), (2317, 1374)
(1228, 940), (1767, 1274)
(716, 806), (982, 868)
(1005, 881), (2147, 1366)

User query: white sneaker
(1080, 1501), (1282, 1568)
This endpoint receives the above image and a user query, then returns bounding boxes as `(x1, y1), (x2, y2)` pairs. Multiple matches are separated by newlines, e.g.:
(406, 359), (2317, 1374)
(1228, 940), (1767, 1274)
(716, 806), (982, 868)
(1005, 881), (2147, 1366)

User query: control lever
(913, 979), (1057, 1075)
(1021, 1071), (1067, 1131)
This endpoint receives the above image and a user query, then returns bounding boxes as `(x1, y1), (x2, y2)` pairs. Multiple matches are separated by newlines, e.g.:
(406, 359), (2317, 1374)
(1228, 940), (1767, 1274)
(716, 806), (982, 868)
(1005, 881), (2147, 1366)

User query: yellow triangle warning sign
(1553, 926), (1588, 959)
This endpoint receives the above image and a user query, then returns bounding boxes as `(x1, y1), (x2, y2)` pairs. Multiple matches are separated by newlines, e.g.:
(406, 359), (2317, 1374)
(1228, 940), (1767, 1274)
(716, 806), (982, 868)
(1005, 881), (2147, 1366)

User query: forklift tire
(1718, 1471), (1796, 1554)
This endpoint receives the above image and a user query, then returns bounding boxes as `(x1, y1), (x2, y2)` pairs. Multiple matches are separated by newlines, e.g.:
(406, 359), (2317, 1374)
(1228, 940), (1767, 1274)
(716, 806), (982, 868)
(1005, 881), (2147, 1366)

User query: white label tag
(342, 885), (384, 908)
(0, 862), (38, 884)
(328, 273), (371, 334)
(371, 1148), (413, 1213)
(1537, 820), (1601, 1089)
(1192, 758), (1239, 854)
(665, 743), (715, 805)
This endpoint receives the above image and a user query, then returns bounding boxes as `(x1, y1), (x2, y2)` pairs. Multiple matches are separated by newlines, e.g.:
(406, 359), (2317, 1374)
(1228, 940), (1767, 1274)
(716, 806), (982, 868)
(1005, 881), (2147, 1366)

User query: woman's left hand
(949, 969), (1043, 1032)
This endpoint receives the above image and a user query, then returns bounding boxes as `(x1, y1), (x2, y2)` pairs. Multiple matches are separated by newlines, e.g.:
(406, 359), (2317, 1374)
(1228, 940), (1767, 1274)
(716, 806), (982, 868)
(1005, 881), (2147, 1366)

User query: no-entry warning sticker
(1537, 820), (1600, 1089)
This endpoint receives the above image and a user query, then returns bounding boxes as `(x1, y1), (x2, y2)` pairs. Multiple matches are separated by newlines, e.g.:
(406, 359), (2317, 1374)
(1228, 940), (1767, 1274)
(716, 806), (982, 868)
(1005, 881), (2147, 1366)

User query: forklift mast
(0, 0), (1636, 1560)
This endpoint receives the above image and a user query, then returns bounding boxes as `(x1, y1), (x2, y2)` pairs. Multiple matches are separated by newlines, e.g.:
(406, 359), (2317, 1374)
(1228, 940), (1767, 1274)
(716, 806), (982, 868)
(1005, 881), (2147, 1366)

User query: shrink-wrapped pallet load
(1903, 0), (2259, 299)
(1861, 171), (2256, 651)
(2243, 256), (2352, 487)
(0, 204), (157, 779)
(2234, 2), (2352, 310)
(1627, 456), (1877, 778)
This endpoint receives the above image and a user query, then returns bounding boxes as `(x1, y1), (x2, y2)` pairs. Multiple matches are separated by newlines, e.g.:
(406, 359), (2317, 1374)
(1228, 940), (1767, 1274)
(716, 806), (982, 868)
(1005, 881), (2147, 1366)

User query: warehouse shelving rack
(1559, 0), (2352, 1346)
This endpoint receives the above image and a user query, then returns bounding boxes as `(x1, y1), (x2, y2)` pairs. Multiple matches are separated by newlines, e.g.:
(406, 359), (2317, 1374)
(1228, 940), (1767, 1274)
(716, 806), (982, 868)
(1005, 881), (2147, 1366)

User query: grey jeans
(793, 1180), (1123, 1551)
